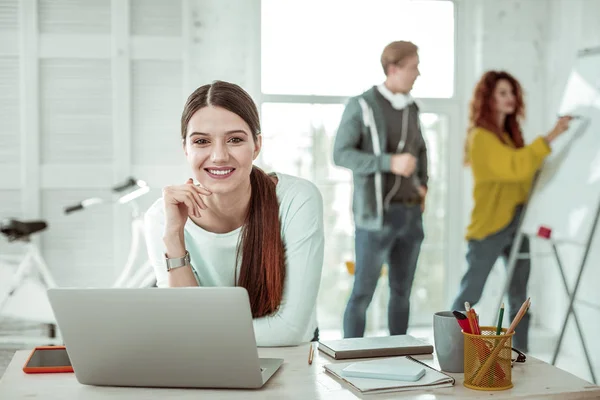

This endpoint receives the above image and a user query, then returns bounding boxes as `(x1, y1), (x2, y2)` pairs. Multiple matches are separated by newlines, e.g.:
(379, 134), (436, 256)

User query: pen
(308, 342), (315, 365)
(496, 302), (505, 335)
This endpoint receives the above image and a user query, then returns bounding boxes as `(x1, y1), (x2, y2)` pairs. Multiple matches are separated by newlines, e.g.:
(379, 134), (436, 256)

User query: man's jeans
(451, 206), (531, 352)
(343, 203), (424, 337)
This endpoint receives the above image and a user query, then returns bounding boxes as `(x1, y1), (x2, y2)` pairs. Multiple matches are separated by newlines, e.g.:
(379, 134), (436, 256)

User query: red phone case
(22, 346), (74, 374)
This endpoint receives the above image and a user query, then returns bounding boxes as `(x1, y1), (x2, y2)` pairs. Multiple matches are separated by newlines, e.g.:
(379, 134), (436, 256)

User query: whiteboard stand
(496, 167), (600, 385)
(549, 192), (600, 384)
(548, 240), (595, 381)
(497, 208), (598, 384)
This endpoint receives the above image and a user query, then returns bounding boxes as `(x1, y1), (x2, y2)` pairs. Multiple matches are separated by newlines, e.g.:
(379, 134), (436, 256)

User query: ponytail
(236, 167), (286, 318)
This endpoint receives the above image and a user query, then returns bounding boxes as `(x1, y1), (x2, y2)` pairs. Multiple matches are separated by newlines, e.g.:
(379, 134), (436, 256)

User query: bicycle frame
(0, 240), (62, 346)
(111, 203), (155, 289)
(64, 178), (155, 289)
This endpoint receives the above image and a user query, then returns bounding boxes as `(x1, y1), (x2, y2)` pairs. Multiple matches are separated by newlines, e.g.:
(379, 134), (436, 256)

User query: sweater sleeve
(332, 96), (393, 175)
(252, 181), (325, 346)
(469, 128), (551, 182)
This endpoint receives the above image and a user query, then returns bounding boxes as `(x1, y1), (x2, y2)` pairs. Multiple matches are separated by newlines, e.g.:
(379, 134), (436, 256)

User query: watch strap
(165, 251), (190, 271)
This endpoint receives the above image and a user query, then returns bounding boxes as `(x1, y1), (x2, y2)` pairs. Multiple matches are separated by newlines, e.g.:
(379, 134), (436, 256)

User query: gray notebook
(318, 335), (433, 360)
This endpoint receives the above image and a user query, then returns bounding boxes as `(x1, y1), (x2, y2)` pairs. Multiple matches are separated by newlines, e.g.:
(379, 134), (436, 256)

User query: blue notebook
(341, 357), (426, 381)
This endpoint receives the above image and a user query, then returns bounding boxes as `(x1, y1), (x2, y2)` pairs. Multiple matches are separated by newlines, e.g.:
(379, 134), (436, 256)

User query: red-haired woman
(144, 81), (324, 346)
(451, 71), (572, 352)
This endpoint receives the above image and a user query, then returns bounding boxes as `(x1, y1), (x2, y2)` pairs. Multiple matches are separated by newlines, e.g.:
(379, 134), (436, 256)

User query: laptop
(46, 287), (283, 389)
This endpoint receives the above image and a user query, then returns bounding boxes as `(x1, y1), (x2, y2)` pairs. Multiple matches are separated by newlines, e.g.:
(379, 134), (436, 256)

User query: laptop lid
(47, 287), (266, 388)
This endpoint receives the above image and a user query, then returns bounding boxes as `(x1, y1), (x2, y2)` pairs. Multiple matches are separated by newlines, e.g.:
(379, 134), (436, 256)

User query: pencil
(470, 308), (481, 335)
(308, 343), (314, 365)
(506, 297), (530, 335)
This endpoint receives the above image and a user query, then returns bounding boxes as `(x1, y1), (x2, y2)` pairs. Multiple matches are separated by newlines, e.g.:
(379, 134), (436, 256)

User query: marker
(452, 310), (471, 333)
(557, 114), (583, 119)
(452, 310), (467, 320)
(495, 302), (505, 335)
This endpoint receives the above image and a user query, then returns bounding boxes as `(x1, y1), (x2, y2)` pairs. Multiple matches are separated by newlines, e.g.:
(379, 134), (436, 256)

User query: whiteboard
(520, 48), (600, 245)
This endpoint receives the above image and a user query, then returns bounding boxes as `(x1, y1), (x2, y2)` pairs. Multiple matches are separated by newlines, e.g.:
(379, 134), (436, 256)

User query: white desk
(1, 345), (599, 399)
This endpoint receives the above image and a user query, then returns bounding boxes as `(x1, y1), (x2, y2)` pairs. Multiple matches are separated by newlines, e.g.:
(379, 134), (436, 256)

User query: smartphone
(22, 346), (74, 374)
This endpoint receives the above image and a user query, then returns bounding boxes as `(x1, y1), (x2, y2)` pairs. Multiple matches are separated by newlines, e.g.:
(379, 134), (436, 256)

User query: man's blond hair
(380, 41), (418, 76)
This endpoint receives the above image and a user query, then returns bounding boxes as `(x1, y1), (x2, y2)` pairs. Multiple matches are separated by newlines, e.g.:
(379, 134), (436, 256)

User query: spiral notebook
(324, 356), (455, 394)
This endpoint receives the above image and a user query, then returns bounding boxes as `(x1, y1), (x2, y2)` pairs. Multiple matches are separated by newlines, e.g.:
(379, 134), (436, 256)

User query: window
(259, 0), (457, 336)
(261, 0), (455, 98)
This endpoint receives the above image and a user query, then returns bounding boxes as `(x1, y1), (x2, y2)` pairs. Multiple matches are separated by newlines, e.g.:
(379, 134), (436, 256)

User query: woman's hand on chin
(162, 178), (212, 232)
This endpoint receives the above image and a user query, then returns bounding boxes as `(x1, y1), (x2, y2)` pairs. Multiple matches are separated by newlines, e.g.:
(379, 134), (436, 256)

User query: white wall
(187, 0), (259, 100)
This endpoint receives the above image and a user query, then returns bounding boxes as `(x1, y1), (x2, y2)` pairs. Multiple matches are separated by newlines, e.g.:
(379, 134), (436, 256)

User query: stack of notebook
(320, 335), (453, 394)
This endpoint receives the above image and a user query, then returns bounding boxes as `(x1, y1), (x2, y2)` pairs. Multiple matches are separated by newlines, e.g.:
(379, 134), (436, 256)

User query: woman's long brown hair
(180, 80), (285, 318)
(464, 70), (525, 165)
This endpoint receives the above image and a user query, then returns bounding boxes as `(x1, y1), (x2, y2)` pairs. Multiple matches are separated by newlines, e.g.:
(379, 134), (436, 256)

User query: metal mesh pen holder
(463, 326), (514, 390)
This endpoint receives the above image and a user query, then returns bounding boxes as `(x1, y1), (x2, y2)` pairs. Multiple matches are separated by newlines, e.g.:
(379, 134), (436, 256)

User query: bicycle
(0, 177), (156, 346)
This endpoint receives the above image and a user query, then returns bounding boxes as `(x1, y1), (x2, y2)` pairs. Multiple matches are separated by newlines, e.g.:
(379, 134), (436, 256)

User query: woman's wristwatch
(165, 251), (190, 271)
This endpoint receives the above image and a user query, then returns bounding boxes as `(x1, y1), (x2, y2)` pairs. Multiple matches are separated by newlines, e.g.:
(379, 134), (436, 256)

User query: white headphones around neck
(377, 84), (414, 110)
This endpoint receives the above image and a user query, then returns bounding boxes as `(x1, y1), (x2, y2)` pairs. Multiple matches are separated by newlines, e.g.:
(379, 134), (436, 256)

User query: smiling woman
(143, 80), (325, 346)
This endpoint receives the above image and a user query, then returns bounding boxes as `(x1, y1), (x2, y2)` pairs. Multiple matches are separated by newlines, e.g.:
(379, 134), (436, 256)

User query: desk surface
(1, 345), (599, 399)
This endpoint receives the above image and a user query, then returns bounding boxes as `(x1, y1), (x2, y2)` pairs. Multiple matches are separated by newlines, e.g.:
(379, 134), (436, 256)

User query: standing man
(333, 41), (428, 337)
